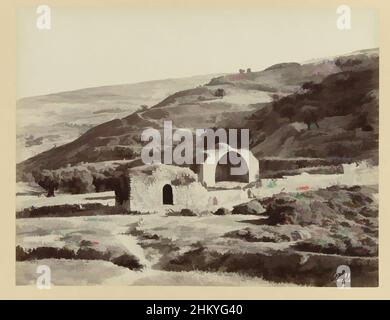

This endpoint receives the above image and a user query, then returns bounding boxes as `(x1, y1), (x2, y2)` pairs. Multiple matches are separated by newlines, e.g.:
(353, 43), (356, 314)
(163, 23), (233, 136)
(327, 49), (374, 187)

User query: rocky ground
(16, 184), (378, 287)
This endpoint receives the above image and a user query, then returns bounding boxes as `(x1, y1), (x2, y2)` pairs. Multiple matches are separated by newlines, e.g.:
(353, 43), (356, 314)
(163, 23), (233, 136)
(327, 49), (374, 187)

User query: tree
(59, 168), (95, 194)
(301, 81), (322, 94)
(33, 170), (59, 197)
(214, 88), (226, 98)
(270, 93), (282, 104)
(302, 81), (316, 91)
(300, 105), (320, 130)
(279, 103), (296, 121)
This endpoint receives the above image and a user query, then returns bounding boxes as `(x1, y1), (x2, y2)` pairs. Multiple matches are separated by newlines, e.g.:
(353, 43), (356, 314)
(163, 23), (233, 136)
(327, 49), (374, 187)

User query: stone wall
(205, 189), (248, 210)
(199, 144), (260, 187)
(128, 165), (209, 213)
(127, 164), (250, 213)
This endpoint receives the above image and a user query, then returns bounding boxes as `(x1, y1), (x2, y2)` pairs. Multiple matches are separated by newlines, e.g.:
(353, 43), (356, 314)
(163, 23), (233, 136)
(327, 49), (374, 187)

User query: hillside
(247, 54), (379, 162)
(16, 74), (222, 162)
(17, 48), (379, 181)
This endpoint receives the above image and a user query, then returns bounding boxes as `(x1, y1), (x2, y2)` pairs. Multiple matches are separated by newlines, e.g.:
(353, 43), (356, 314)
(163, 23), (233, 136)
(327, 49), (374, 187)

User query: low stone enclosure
(119, 164), (253, 213)
(199, 143), (260, 187)
(117, 143), (260, 213)
(116, 146), (260, 213)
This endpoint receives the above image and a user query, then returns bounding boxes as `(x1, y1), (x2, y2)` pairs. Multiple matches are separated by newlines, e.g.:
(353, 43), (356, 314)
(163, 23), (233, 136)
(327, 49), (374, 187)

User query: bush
(232, 200), (265, 215)
(214, 88), (226, 98)
(299, 105), (320, 129)
(32, 170), (59, 197)
(166, 208), (198, 216)
(16, 245), (143, 269)
(213, 208), (230, 215)
(31, 162), (131, 202)
(111, 254), (142, 270)
(16, 203), (128, 219)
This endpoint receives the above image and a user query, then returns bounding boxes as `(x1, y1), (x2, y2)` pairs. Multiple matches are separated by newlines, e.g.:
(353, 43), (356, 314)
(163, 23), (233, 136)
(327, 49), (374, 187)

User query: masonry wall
(129, 176), (210, 213)
(205, 189), (248, 209)
(127, 164), (251, 213)
(199, 146), (260, 187)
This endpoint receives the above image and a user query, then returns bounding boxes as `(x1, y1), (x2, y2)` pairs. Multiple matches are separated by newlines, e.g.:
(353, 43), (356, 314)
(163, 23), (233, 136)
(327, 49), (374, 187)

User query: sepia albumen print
(16, 6), (378, 287)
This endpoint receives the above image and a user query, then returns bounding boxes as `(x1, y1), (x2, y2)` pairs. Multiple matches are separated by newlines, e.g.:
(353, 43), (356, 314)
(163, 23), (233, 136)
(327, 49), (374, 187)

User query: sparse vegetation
(16, 245), (142, 270)
(214, 88), (226, 98)
(249, 65), (378, 161)
(32, 170), (59, 197)
(17, 50), (378, 180)
(16, 203), (127, 219)
(15, 49), (379, 287)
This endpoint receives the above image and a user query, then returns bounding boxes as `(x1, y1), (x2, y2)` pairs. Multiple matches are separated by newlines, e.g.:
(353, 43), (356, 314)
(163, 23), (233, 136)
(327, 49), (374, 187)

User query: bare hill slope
(17, 49), (378, 180)
(17, 74), (222, 162)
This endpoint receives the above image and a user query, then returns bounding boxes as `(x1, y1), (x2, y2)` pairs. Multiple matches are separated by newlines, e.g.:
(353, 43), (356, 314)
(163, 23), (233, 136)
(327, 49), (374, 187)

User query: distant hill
(17, 48), (378, 181)
(16, 74), (222, 162)
(247, 67), (378, 162)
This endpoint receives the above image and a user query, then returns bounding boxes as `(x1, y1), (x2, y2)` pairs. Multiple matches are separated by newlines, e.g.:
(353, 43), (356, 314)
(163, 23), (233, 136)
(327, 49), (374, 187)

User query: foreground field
(16, 182), (378, 287)
(16, 164), (379, 286)
(16, 214), (286, 286)
(17, 260), (289, 286)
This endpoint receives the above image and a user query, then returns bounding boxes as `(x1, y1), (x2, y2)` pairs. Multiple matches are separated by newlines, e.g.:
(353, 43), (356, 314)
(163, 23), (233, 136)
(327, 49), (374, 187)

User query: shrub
(214, 88), (226, 98)
(111, 254), (143, 270)
(166, 208), (198, 216)
(32, 170), (59, 197)
(213, 208), (230, 215)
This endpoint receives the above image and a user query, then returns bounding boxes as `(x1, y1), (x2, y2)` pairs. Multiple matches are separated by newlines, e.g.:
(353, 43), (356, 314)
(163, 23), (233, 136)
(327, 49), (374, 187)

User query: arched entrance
(162, 184), (173, 205)
(198, 143), (260, 187)
(215, 151), (249, 183)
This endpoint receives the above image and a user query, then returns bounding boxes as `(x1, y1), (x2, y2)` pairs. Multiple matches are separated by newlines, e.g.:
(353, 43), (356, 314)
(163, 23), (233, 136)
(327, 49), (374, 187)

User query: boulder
(232, 200), (265, 215)
(180, 208), (197, 216)
(213, 208), (231, 216)
(225, 227), (291, 243)
(262, 185), (378, 227)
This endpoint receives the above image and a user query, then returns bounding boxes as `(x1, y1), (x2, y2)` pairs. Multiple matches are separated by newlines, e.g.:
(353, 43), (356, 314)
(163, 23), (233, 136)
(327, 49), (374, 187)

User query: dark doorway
(162, 184), (173, 205)
(215, 151), (249, 183)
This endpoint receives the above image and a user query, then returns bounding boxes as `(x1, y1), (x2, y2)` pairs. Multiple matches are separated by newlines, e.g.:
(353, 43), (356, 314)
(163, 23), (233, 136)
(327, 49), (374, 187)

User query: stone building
(198, 143), (260, 187)
(125, 164), (210, 213)
(119, 146), (260, 213)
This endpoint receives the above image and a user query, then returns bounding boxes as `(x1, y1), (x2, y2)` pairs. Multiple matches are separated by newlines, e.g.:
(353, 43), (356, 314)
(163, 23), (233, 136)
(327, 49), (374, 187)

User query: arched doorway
(215, 151), (249, 183)
(162, 184), (173, 205)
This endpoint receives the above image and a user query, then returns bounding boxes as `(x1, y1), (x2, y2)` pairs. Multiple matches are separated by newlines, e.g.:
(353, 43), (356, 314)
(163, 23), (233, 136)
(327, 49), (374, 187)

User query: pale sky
(17, 7), (378, 98)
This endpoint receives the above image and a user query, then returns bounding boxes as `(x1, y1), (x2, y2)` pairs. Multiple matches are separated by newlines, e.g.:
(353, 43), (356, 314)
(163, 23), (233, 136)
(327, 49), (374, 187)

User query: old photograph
(15, 6), (378, 287)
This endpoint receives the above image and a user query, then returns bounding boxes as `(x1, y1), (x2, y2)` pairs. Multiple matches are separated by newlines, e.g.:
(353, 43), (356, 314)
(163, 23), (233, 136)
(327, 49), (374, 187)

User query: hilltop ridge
(17, 48), (379, 180)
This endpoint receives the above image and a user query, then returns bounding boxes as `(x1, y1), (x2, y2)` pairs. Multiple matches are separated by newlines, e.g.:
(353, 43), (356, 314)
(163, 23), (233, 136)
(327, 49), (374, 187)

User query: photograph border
(1, 0), (389, 299)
